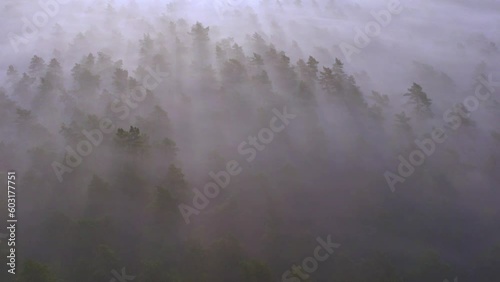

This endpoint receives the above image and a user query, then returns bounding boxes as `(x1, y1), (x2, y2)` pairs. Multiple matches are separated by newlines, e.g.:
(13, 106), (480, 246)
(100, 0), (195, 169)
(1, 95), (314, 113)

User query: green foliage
(115, 126), (149, 153)
(18, 260), (57, 282)
(4, 7), (497, 282)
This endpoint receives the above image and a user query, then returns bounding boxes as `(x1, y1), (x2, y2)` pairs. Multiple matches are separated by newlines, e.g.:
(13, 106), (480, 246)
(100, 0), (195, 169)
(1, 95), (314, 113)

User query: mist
(0, 0), (499, 281)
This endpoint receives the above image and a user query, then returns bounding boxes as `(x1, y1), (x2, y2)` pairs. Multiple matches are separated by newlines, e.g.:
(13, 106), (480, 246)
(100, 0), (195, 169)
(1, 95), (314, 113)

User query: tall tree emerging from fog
(28, 55), (46, 78)
(404, 83), (433, 117)
(190, 22), (211, 67)
(114, 126), (149, 154)
(6, 65), (19, 87)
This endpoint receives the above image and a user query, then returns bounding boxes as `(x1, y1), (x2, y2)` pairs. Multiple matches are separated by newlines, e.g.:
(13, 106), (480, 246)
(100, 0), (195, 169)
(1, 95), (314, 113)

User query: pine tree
(6, 65), (19, 86)
(190, 22), (211, 66)
(71, 63), (100, 92)
(221, 59), (247, 85)
(45, 58), (63, 90)
(28, 55), (46, 77)
(307, 55), (319, 79)
(114, 126), (149, 154)
(404, 83), (432, 117)
(319, 67), (336, 95)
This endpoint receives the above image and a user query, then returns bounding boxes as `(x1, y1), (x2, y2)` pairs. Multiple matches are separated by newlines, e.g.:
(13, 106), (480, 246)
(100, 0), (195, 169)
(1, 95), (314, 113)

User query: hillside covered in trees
(0, 0), (500, 281)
